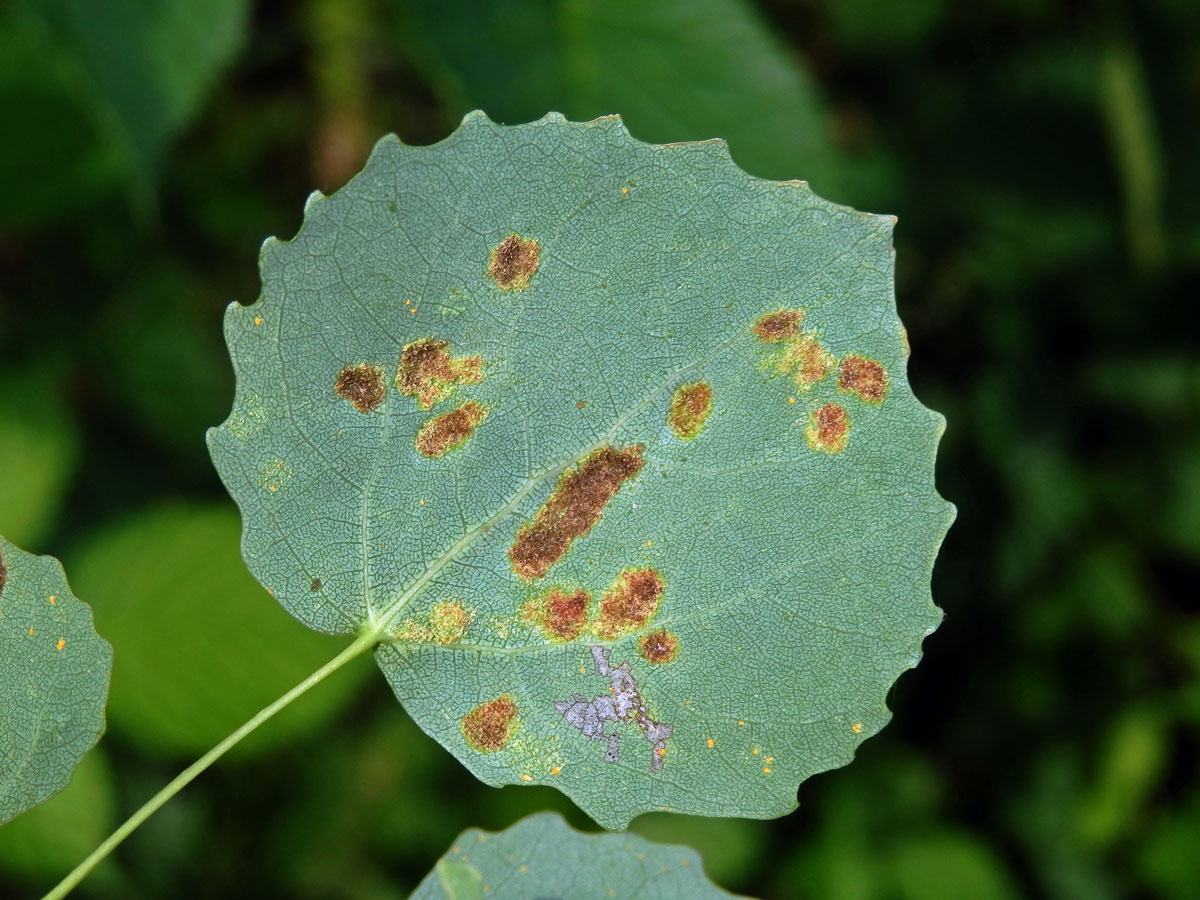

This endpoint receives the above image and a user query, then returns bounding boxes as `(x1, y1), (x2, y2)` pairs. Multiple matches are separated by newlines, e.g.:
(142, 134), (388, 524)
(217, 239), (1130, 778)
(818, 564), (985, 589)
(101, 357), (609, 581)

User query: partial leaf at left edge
(0, 535), (111, 825)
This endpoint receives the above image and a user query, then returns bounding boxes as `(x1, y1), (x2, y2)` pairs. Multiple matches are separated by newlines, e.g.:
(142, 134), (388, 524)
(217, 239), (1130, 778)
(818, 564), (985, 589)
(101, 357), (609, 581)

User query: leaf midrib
(363, 330), (744, 642)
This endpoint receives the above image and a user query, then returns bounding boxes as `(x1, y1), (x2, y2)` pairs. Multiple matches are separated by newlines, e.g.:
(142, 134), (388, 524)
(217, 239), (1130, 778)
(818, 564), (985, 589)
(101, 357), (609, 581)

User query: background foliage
(1, 0), (1197, 897)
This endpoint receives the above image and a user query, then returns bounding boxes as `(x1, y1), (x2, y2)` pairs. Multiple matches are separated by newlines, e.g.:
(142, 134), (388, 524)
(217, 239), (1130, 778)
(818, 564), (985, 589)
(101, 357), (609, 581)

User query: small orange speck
(419, 499), (425, 506)
(579, 666), (586, 673)
(521, 774), (532, 782)
(765, 756), (774, 762)
(520, 865), (527, 872)
(254, 316), (263, 326)
(269, 484), (278, 492)
(49, 595), (56, 605)
(410, 307), (417, 314)
(763, 766), (772, 774)
(621, 187), (629, 194)
(656, 748), (666, 756)
(56, 638), (65, 651)
(28, 628), (34, 636)
(706, 738), (714, 748)
(551, 766), (561, 775)
(738, 719), (745, 725)
(852, 722), (863, 733)
(752, 748), (759, 755)
(637, 853), (647, 861)
(452, 845), (460, 854)
(645, 540), (653, 547)
(405, 299), (411, 305)
(788, 397), (796, 404)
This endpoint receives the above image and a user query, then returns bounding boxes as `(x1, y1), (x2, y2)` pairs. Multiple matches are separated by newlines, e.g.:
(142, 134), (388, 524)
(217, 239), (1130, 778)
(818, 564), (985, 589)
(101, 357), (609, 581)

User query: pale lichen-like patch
(509, 446), (644, 580)
(334, 363), (386, 413)
(555, 646), (673, 772)
(488, 233), (541, 290)
(523, 587), (591, 642)
(395, 338), (484, 410)
(805, 403), (850, 453)
(595, 568), (664, 638)
(639, 629), (678, 664)
(838, 355), (889, 404)
(462, 695), (518, 752)
(667, 381), (713, 439)
(415, 401), (489, 458)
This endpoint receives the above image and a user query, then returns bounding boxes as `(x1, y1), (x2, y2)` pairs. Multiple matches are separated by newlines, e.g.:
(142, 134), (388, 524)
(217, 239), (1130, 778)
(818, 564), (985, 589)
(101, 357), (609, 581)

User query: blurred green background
(1, 0), (1198, 897)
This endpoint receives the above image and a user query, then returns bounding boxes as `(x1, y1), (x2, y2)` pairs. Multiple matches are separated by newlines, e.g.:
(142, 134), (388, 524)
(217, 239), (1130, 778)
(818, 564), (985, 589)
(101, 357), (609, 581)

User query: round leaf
(208, 112), (954, 828)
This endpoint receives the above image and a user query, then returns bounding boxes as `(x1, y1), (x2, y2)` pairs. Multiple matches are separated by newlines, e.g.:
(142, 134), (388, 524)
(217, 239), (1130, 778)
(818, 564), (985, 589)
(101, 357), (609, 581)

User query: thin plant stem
(41, 627), (380, 900)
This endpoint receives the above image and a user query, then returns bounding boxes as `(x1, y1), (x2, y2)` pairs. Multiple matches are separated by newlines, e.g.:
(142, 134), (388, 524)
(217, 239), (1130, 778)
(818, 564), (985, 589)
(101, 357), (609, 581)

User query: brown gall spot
(596, 568), (664, 638)
(462, 695), (518, 752)
(780, 332), (836, 389)
(416, 401), (489, 458)
(753, 309), (804, 343)
(396, 338), (484, 410)
(509, 445), (645, 581)
(334, 363), (385, 413)
(639, 629), (678, 664)
(526, 588), (591, 641)
(668, 381), (713, 439)
(310, 577), (321, 592)
(838, 355), (889, 403)
(0, 551), (6, 597)
(488, 233), (540, 291)
(806, 403), (850, 453)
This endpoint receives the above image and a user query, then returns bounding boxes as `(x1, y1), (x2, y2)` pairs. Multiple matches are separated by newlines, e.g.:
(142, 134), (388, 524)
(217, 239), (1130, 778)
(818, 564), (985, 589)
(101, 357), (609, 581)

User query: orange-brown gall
(509, 445), (644, 580)
(488, 233), (540, 291)
(780, 332), (836, 390)
(639, 629), (678, 664)
(838, 355), (889, 403)
(668, 381), (713, 439)
(525, 587), (591, 641)
(596, 568), (664, 638)
(334, 363), (385, 413)
(806, 403), (850, 453)
(395, 338), (484, 410)
(462, 695), (518, 752)
(415, 401), (489, 458)
(753, 309), (804, 342)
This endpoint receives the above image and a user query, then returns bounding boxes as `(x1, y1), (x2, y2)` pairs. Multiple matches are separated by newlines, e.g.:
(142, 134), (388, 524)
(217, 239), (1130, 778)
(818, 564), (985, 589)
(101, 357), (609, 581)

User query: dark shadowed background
(1, 0), (1198, 897)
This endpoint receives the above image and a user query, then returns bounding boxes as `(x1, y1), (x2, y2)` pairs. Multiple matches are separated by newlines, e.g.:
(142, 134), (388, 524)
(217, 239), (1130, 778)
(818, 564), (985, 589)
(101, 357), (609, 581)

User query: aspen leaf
(0, 536), (111, 825)
(208, 112), (954, 828)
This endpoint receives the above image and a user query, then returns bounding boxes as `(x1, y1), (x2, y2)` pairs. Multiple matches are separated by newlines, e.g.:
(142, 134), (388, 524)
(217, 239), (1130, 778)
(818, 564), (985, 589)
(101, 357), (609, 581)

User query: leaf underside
(208, 111), (954, 829)
(0, 536), (111, 825)
(408, 811), (750, 900)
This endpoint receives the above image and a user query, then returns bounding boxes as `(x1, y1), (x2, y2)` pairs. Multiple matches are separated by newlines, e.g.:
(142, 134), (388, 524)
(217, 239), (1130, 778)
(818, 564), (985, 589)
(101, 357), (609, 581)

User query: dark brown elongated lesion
(508, 445), (644, 580)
